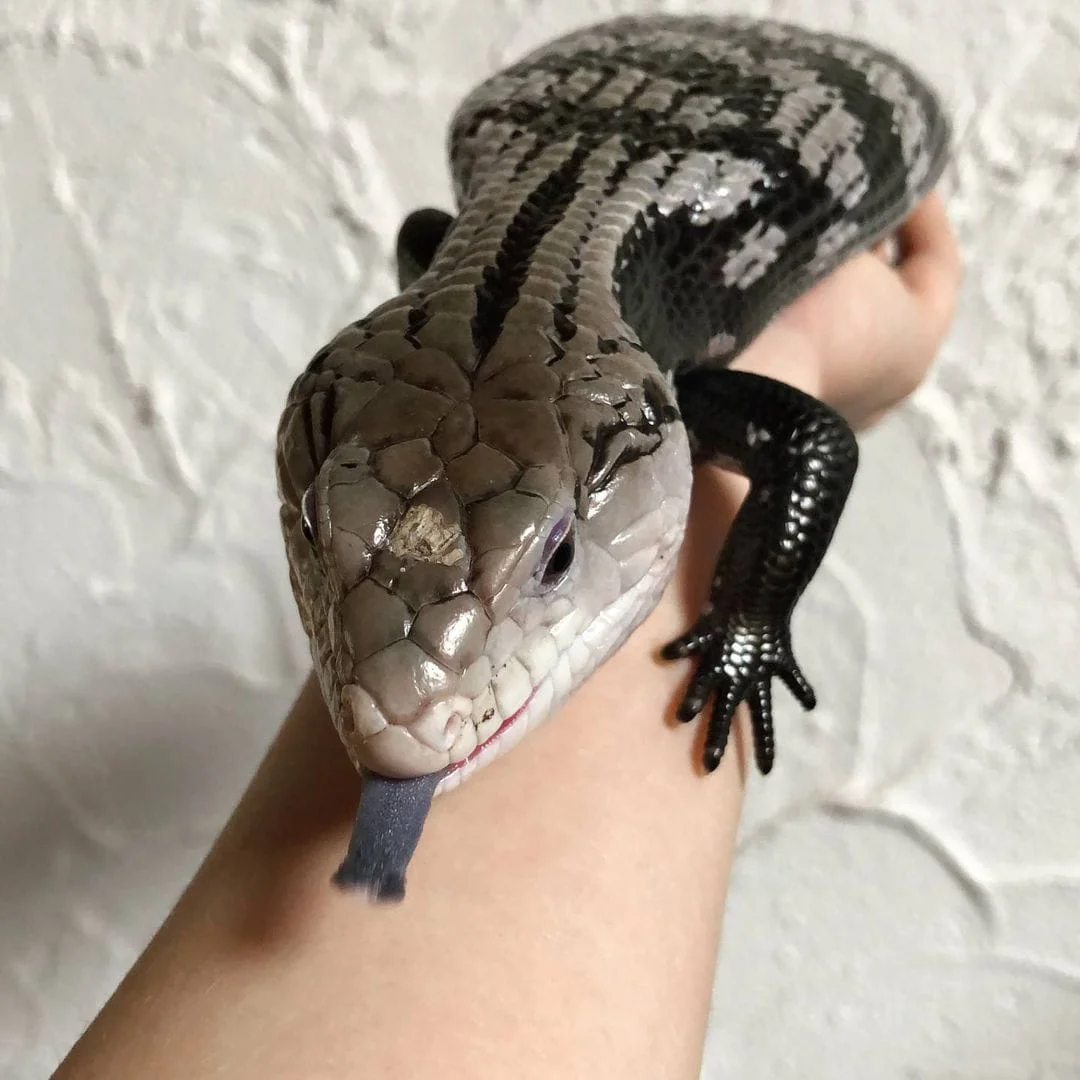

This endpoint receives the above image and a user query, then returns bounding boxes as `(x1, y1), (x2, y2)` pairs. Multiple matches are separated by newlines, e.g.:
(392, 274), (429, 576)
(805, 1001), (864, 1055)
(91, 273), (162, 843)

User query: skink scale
(276, 14), (950, 899)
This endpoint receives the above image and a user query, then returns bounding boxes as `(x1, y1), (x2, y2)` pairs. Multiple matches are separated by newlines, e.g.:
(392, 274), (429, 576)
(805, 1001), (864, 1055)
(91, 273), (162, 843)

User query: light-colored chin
(324, 516), (687, 790)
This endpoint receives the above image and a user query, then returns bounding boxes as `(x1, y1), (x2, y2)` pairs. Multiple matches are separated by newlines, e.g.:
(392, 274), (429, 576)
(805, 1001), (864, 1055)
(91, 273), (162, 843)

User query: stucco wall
(1, 1), (1077, 1076)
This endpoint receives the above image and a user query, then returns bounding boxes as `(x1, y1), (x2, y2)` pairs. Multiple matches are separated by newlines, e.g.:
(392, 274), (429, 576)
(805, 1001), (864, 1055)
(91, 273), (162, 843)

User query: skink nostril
(342, 684), (389, 739)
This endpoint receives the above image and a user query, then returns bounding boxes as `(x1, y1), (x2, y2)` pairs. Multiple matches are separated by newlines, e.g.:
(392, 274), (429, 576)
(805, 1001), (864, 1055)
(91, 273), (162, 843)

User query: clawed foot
(661, 610), (816, 775)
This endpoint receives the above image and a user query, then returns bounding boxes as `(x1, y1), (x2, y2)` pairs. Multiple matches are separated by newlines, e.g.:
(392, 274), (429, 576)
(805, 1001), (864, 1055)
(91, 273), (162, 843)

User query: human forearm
(53, 186), (960, 1073)
(53, 462), (750, 1080)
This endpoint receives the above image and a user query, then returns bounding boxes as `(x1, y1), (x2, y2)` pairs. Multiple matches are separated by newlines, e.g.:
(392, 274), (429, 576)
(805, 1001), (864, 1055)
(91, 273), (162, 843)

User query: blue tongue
(332, 768), (447, 901)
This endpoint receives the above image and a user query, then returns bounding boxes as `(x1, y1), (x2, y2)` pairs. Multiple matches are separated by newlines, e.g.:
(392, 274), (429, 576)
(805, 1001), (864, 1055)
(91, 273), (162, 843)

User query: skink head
(279, 335), (691, 786)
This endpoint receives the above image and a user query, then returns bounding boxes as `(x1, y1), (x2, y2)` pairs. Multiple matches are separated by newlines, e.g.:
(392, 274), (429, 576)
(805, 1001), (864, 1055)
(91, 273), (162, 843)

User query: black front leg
(665, 367), (859, 775)
(396, 207), (455, 290)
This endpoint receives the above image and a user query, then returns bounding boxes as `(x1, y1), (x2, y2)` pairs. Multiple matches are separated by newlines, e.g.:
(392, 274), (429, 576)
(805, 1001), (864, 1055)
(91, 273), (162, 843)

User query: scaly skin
(275, 15), (950, 898)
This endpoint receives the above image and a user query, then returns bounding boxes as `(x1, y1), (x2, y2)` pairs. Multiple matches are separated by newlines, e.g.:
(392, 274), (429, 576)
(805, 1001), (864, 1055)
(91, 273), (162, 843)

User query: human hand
(732, 192), (962, 429)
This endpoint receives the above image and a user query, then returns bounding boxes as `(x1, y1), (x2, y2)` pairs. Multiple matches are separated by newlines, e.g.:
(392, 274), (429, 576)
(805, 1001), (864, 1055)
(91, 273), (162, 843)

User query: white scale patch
(823, 42), (933, 191)
(704, 331), (738, 359)
(766, 80), (834, 143)
(656, 152), (768, 225)
(722, 220), (789, 289)
(634, 76), (683, 114)
(670, 95), (748, 135)
(804, 105), (870, 207)
(765, 75), (871, 211)
(811, 218), (862, 272)
(589, 66), (650, 110)
(746, 421), (772, 447)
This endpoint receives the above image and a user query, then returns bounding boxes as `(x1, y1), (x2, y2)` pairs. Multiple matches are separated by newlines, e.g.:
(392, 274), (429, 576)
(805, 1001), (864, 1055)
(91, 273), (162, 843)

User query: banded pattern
(448, 15), (948, 366)
(275, 15), (949, 895)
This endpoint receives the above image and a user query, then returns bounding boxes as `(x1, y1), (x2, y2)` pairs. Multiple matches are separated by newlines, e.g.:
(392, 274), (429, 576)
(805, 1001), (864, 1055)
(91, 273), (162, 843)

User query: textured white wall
(1, 1), (1077, 1076)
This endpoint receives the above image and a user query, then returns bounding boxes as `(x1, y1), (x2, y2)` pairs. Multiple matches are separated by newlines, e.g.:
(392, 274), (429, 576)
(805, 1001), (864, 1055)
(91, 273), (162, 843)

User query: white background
(1, 1), (1077, 1076)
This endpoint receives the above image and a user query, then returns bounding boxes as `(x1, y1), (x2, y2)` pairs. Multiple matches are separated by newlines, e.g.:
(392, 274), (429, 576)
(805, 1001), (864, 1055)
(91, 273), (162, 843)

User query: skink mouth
(446, 687), (538, 775)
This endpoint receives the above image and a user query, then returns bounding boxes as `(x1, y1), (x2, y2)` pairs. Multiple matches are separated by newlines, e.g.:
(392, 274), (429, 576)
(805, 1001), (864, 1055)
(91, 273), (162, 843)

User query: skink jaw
(336, 659), (538, 782)
(443, 685), (538, 776)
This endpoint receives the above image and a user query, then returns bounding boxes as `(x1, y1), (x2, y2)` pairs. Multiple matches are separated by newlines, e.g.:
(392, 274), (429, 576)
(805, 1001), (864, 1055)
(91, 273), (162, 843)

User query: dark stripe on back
(471, 143), (591, 359)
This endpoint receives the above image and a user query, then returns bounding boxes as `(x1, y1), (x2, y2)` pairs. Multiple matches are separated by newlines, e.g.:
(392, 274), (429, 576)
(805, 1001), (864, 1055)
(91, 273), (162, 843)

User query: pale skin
(53, 194), (961, 1080)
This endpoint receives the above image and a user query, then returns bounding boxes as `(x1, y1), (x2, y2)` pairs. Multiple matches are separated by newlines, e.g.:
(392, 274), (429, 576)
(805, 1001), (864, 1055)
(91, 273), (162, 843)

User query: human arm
(52, 194), (960, 1080)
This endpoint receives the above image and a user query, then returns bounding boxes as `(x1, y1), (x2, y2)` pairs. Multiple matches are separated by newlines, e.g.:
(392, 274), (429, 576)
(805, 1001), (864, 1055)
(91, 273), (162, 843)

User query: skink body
(276, 15), (950, 898)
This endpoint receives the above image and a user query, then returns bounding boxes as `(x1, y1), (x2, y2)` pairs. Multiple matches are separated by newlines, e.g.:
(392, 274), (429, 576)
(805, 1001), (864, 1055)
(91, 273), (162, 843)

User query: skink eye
(300, 482), (318, 547)
(538, 514), (575, 591)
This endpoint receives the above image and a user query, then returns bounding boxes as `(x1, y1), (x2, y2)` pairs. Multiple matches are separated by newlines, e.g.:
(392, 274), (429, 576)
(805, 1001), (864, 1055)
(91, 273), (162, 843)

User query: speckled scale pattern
(448, 15), (948, 364)
(6, 0), (1077, 1068)
(276, 14), (948, 835)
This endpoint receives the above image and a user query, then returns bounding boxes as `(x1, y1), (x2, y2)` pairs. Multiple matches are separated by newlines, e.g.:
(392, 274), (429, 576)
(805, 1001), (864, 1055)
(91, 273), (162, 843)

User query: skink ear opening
(300, 482), (319, 547)
(396, 207), (455, 290)
(585, 426), (663, 493)
(584, 376), (680, 494)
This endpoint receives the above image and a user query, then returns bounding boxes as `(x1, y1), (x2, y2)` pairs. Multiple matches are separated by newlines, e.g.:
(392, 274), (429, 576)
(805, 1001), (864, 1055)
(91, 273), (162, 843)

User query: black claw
(778, 662), (817, 710)
(676, 700), (700, 723)
(750, 680), (776, 774)
(755, 735), (776, 775)
(703, 693), (737, 771)
(661, 636), (694, 660)
(677, 668), (715, 722)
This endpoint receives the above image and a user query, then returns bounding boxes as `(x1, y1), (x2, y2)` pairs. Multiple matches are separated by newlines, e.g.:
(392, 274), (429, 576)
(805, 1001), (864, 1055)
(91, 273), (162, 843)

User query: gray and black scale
(393, 15), (945, 769)
(288, 14), (950, 895)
